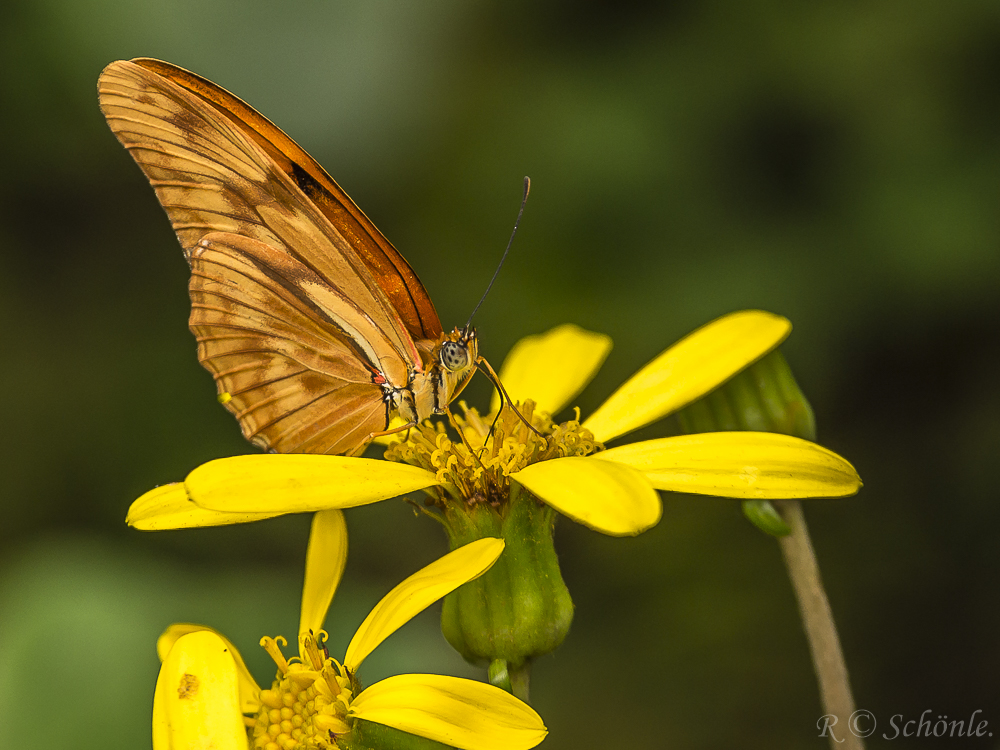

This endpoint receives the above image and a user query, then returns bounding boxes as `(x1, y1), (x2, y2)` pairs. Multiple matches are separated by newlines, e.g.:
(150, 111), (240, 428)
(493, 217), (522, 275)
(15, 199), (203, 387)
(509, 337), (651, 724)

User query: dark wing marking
(189, 233), (392, 455)
(130, 57), (443, 342)
(99, 59), (425, 368)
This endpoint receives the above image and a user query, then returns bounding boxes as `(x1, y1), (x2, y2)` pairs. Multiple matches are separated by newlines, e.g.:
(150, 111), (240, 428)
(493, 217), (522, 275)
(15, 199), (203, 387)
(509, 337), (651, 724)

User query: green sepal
(741, 499), (792, 537)
(440, 484), (573, 669)
(336, 718), (454, 750)
(676, 348), (816, 535)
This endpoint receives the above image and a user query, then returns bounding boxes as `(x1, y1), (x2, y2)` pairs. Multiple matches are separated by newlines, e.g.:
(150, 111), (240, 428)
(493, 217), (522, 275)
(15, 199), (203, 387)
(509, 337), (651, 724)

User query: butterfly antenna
(465, 176), (531, 329)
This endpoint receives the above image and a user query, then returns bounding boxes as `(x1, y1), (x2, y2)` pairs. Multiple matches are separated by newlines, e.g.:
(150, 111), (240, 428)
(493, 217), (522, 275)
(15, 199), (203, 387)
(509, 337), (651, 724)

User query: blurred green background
(2, 1), (998, 748)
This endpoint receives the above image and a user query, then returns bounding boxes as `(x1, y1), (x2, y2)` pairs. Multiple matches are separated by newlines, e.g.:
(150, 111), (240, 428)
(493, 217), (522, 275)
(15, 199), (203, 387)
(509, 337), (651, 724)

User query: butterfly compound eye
(440, 341), (471, 372)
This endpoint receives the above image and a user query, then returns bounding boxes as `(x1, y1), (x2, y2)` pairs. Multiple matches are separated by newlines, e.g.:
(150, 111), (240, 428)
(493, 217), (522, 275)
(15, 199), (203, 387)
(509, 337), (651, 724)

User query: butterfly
(98, 58), (481, 456)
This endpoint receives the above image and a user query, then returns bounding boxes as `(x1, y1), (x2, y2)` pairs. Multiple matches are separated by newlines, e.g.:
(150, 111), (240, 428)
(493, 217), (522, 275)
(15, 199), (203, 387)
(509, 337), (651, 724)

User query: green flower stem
(679, 348), (863, 745)
(508, 660), (531, 703)
(775, 500), (863, 750)
(487, 657), (531, 701)
(487, 659), (512, 692)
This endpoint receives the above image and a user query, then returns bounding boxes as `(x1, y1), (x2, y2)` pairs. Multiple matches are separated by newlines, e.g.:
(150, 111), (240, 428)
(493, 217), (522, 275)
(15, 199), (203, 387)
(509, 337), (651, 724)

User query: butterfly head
(431, 327), (478, 410)
(440, 326), (478, 373)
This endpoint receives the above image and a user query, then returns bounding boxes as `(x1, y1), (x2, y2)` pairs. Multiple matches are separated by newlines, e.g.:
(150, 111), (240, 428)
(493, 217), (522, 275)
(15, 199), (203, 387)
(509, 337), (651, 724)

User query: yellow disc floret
(385, 400), (603, 507)
(251, 633), (355, 750)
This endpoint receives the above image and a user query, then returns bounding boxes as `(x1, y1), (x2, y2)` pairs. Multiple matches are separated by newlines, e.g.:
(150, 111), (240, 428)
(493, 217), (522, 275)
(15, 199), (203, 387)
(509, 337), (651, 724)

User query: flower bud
(676, 348), (816, 440)
(440, 484), (573, 668)
(676, 347), (817, 536)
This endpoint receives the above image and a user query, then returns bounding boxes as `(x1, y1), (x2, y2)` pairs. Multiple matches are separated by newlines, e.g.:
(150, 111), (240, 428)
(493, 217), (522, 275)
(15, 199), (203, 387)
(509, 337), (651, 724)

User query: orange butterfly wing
(98, 59), (438, 455)
(190, 234), (392, 455)
(128, 58), (443, 343)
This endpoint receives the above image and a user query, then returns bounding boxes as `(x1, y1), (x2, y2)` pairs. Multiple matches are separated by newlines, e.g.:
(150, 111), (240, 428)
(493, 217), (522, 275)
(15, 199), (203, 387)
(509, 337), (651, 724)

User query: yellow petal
(349, 673), (547, 750)
(152, 631), (248, 750)
(597, 432), (862, 498)
(489, 324), (613, 415)
(185, 455), (439, 513)
(583, 310), (791, 442)
(127, 484), (281, 530)
(157, 624), (261, 715)
(511, 456), (661, 536)
(343, 538), (504, 671)
(299, 510), (348, 638)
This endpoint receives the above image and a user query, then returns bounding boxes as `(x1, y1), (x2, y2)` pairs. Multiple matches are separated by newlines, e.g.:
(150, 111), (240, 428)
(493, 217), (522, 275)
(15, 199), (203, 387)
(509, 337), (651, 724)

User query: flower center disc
(385, 401), (603, 507)
(253, 635), (354, 749)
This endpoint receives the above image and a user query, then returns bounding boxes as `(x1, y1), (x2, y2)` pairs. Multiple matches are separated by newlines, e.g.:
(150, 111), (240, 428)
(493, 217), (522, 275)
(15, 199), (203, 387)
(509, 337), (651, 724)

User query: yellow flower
(128, 310), (860, 536)
(499, 311), (862, 532)
(151, 511), (546, 750)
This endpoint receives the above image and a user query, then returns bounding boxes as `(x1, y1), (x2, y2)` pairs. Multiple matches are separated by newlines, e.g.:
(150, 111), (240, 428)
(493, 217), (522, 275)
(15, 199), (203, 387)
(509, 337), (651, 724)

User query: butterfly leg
(365, 420), (417, 444)
(476, 356), (545, 438)
(445, 409), (501, 496)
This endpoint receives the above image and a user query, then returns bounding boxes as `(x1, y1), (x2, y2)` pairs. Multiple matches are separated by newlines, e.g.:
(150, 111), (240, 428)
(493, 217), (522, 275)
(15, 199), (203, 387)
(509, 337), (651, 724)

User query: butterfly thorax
(404, 327), (479, 424)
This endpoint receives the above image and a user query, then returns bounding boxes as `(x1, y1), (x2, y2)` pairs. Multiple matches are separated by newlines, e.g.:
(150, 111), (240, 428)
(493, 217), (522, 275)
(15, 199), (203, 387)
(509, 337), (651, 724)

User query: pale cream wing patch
(189, 233), (395, 456)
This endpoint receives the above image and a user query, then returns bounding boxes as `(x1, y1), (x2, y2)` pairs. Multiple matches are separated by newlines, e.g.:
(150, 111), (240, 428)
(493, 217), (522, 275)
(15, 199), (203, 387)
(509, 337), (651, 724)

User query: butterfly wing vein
(99, 59), (445, 455)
